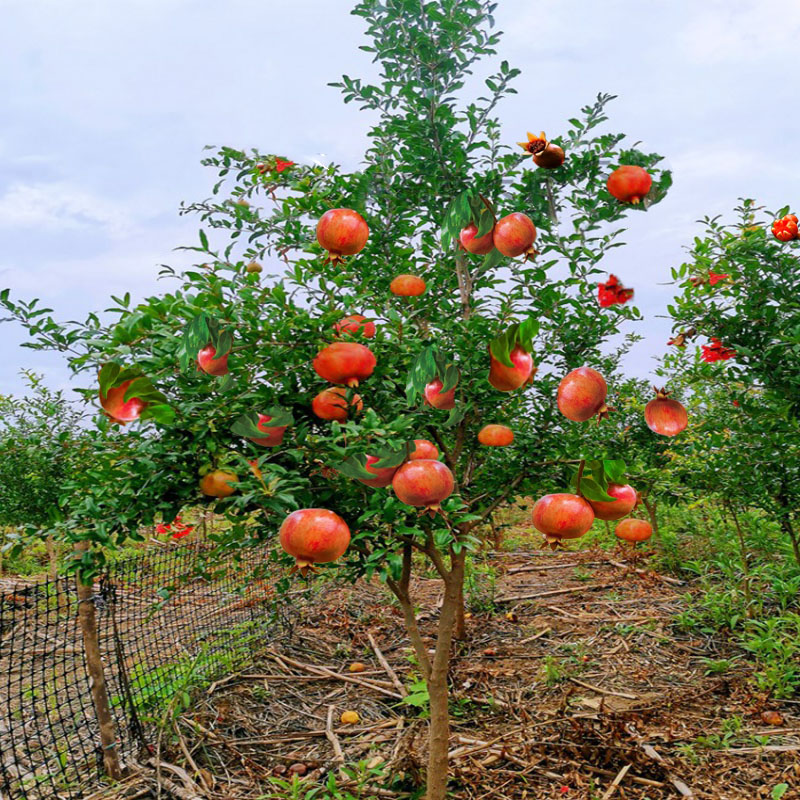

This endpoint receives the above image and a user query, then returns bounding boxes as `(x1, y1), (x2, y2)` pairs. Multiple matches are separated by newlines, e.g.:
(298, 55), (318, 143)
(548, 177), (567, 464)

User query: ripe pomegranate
(358, 455), (398, 488)
(248, 414), (287, 447)
(390, 274), (426, 296)
(459, 223), (494, 255)
(517, 131), (565, 169)
(557, 367), (608, 422)
(99, 379), (146, 424)
(312, 388), (363, 421)
(334, 314), (375, 338)
(606, 165), (652, 204)
(200, 470), (239, 498)
(197, 345), (230, 376)
(488, 346), (535, 392)
(493, 213), (537, 259)
(477, 424), (514, 446)
(424, 378), (456, 409)
(409, 439), (439, 460)
(392, 460), (455, 515)
(587, 483), (637, 521)
(316, 208), (369, 264)
(279, 508), (351, 572)
(615, 518), (653, 543)
(532, 494), (595, 541)
(644, 387), (688, 436)
(772, 215), (799, 242)
(313, 342), (376, 387)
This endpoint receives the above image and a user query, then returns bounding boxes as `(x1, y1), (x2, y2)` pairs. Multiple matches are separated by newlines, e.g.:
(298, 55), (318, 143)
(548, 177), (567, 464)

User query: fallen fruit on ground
(477, 424), (514, 446)
(340, 710), (360, 725)
(313, 342), (376, 387)
(200, 470), (239, 498)
(390, 274), (426, 296)
(409, 439), (439, 460)
(312, 387), (363, 421)
(588, 483), (637, 521)
(348, 662), (366, 673)
(392, 460), (455, 515)
(99, 378), (146, 424)
(493, 212), (537, 259)
(488, 345), (535, 391)
(645, 387), (688, 436)
(459, 223), (495, 254)
(334, 314), (376, 338)
(557, 367), (608, 422)
(197, 345), (230, 376)
(316, 208), (369, 264)
(532, 493), (595, 541)
(248, 414), (288, 447)
(615, 518), (653, 542)
(606, 165), (652, 204)
(358, 455), (398, 488)
(279, 508), (351, 572)
(424, 378), (456, 409)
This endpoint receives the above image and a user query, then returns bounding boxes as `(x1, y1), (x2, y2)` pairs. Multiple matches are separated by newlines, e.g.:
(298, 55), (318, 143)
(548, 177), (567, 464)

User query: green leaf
(231, 408), (294, 438)
(603, 459), (626, 484)
(577, 476), (615, 503)
(336, 455), (375, 481)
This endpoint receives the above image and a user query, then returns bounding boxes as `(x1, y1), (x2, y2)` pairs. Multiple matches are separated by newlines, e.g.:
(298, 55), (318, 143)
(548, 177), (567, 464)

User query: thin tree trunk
(780, 515), (800, 569)
(724, 502), (754, 619)
(46, 535), (58, 579)
(74, 541), (123, 781)
(453, 580), (466, 640)
(425, 549), (466, 800)
(643, 497), (659, 539)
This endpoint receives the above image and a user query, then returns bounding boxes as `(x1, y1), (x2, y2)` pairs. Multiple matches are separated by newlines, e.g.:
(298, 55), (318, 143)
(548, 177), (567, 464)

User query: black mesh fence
(0, 541), (279, 800)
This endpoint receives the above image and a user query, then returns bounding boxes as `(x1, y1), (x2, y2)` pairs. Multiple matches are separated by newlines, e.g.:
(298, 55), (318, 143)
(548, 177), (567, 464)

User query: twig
(568, 677), (638, 700)
(517, 627), (551, 644)
(367, 631), (408, 697)
(496, 583), (613, 604)
(639, 744), (694, 797)
(146, 759), (206, 800)
(600, 764), (631, 800)
(326, 705), (345, 765)
(606, 559), (684, 586)
(508, 561), (602, 574)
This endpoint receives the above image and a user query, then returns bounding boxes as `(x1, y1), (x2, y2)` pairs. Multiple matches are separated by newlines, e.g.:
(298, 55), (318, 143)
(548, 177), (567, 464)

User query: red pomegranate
(200, 470), (239, 498)
(409, 439), (439, 460)
(493, 213), (537, 259)
(197, 345), (230, 376)
(607, 166), (652, 204)
(772, 215), (798, 242)
(313, 342), (376, 387)
(390, 274), (426, 296)
(424, 378), (456, 410)
(279, 508), (351, 572)
(532, 494), (595, 541)
(392, 460), (455, 515)
(99, 379), (147, 424)
(248, 414), (287, 447)
(488, 346), (535, 392)
(459, 223), (494, 255)
(477, 424), (514, 446)
(312, 388), (363, 421)
(557, 367), (608, 422)
(334, 314), (376, 338)
(316, 208), (369, 264)
(358, 455), (398, 488)
(587, 483), (637, 521)
(615, 518), (653, 543)
(645, 388), (687, 436)
(517, 131), (565, 169)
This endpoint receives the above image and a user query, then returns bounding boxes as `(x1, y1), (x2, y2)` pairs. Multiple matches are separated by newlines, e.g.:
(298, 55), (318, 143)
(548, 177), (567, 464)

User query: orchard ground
(43, 502), (796, 800)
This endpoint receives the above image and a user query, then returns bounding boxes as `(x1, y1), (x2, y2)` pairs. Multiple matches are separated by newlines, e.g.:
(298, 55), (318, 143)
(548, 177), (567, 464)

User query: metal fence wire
(0, 541), (277, 800)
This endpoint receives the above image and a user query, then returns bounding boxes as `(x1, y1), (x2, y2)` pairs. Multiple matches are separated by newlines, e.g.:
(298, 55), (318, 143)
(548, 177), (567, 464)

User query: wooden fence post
(74, 541), (124, 781)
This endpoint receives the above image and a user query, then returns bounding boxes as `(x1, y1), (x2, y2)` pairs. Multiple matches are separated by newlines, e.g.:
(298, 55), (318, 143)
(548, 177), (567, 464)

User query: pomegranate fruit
(316, 208), (369, 264)
(197, 345), (230, 376)
(488, 346), (535, 392)
(390, 274), (426, 296)
(279, 508), (351, 572)
(587, 483), (637, 521)
(358, 455), (398, 488)
(772, 215), (798, 242)
(615, 518), (653, 543)
(517, 131), (565, 169)
(557, 367), (608, 422)
(200, 470), (239, 498)
(313, 342), (376, 387)
(424, 378), (456, 410)
(246, 261), (263, 274)
(248, 414), (287, 447)
(99, 379), (146, 424)
(334, 314), (376, 338)
(459, 223), (495, 255)
(477, 424), (514, 446)
(392, 460), (454, 515)
(532, 493), (595, 541)
(312, 388), (363, 421)
(606, 165), (652, 204)
(493, 212), (537, 259)
(644, 388), (688, 436)
(409, 439), (439, 460)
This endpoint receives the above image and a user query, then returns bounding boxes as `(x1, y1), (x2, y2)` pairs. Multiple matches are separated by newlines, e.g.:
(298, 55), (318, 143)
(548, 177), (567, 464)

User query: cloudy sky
(1, 0), (798, 398)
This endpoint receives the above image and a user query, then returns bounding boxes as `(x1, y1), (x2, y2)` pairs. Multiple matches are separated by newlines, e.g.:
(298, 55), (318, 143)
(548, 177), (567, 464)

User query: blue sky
(1, 0), (798, 398)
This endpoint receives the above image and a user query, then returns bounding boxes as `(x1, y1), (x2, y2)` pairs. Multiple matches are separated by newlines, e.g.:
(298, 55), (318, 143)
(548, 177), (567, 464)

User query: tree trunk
(780, 515), (800, 569)
(643, 497), (659, 539)
(46, 535), (58, 579)
(74, 541), (123, 781)
(724, 503), (754, 619)
(453, 580), (466, 640)
(425, 549), (466, 800)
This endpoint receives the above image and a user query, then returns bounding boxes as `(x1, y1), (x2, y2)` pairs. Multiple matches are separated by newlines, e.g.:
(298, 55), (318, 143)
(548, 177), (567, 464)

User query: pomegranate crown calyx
(653, 386), (671, 400)
(517, 130), (548, 156)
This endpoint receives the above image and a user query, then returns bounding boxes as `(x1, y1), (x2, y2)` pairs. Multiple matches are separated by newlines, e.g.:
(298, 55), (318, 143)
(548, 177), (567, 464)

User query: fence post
(74, 540), (124, 781)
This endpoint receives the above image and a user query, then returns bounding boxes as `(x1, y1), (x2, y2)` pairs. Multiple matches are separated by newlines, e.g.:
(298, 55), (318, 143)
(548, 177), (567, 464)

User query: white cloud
(0, 182), (132, 237)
